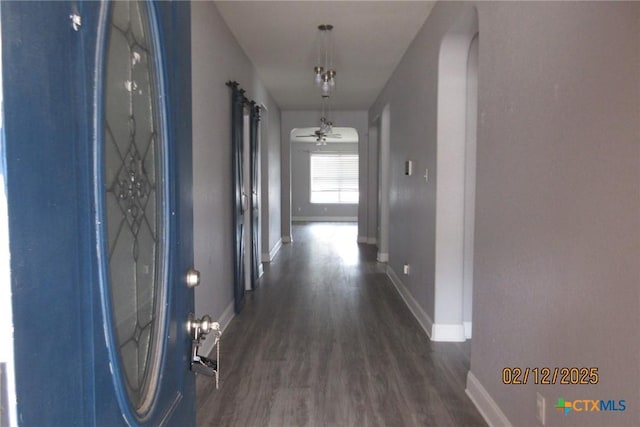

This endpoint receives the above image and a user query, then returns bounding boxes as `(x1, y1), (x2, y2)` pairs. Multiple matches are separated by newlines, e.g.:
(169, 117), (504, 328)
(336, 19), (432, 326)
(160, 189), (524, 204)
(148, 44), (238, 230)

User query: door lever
(188, 314), (221, 388)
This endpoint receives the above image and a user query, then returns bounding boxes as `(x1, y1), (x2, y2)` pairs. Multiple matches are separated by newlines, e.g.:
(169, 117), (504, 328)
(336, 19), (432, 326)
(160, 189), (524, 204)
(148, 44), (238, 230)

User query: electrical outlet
(536, 392), (546, 425)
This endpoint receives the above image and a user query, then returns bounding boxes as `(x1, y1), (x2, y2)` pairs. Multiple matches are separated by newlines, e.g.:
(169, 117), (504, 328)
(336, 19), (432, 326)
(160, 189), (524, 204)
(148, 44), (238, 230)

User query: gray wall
(191, 2), (281, 328)
(370, 1), (640, 425)
(281, 110), (370, 240)
(291, 141), (359, 220)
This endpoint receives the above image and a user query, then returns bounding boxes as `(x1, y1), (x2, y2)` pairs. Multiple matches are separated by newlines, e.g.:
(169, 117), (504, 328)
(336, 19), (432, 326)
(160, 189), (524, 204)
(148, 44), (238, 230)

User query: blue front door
(2, 1), (194, 425)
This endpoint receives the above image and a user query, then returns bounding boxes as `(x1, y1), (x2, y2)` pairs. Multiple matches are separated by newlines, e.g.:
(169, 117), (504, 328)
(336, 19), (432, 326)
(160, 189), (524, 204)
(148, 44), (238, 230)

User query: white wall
(260, 105), (282, 261)
(191, 2), (281, 330)
(281, 110), (369, 240)
(371, 1), (640, 425)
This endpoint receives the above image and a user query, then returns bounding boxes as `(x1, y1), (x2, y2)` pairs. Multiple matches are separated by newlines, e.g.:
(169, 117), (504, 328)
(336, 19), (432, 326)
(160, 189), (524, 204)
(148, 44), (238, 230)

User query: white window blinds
(310, 153), (359, 204)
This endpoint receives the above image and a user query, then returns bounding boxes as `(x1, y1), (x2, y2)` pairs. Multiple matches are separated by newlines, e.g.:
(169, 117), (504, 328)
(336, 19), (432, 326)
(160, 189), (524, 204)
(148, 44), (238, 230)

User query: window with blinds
(310, 153), (359, 204)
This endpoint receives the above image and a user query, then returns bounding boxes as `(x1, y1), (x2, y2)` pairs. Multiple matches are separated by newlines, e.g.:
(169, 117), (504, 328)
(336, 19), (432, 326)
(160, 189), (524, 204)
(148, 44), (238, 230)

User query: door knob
(185, 268), (200, 288)
(194, 315), (214, 334)
(188, 314), (219, 340)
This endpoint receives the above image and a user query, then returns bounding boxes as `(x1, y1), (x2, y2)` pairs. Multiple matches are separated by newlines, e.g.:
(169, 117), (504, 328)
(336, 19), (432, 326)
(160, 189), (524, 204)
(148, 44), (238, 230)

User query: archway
(432, 7), (478, 341)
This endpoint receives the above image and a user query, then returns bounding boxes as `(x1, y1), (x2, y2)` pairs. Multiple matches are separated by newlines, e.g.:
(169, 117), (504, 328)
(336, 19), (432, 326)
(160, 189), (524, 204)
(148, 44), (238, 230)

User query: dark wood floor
(196, 222), (486, 426)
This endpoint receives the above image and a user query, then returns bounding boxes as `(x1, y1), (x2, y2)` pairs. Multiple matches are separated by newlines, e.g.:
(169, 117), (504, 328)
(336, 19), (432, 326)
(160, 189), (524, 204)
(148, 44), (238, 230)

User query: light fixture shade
(314, 66), (324, 86)
(321, 81), (330, 97)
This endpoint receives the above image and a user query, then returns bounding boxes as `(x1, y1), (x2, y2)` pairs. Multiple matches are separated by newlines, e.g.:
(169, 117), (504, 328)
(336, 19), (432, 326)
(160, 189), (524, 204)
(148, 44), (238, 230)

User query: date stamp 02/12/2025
(501, 367), (599, 385)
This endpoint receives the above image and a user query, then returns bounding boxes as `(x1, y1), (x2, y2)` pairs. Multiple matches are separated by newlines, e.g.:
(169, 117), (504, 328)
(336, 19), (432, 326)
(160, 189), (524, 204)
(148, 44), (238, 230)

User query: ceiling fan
(294, 117), (342, 143)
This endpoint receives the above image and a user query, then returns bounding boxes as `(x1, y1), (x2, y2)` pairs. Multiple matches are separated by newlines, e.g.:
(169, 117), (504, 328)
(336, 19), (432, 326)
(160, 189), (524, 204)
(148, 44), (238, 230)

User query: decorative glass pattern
(104, 1), (164, 412)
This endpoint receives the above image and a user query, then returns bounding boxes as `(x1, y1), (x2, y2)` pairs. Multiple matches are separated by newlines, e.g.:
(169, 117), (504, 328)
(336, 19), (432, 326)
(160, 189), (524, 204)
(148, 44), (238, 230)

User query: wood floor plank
(197, 222), (486, 426)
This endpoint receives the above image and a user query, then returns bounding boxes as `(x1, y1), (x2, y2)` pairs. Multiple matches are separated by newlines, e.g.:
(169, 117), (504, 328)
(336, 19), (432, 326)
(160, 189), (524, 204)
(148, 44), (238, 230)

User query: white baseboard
(357, 236), (368, 243)
(464, 321), (472, 339)
(282, 235), (292, 244)
(262, 238), (282, 262)
(201, 300), (235, 358)
(217, 300), (235, 333)
(431, 323), (467, 342)
(377, 252), (389, 262)
(386, 266), (433, 340)
(292, 216), (357, 222)
(466, 371), (512, 427)
(367, 237), (378, 245)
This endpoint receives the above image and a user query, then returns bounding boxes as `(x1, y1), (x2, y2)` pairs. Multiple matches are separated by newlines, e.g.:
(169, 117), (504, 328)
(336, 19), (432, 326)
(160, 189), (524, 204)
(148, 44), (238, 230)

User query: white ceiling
(214, 1), (435, 110)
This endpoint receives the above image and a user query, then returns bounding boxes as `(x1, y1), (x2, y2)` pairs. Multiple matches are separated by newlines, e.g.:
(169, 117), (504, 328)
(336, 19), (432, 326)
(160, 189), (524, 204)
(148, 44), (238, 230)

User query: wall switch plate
(424, 168), (429, 183)
(536, 392), (545, 425)
(405, 160), (413, 176)
(403, 264), (410, 275)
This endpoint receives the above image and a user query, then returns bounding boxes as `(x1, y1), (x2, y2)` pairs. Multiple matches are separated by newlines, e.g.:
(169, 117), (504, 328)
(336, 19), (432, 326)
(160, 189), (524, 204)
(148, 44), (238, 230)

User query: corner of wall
(430, 323), (466, 342)
(262, 238), (282, 262)
(465, 371), (513, 427)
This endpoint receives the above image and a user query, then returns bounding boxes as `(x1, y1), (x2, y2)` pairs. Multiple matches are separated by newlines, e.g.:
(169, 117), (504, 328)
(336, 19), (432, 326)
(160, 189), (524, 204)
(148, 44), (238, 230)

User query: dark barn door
(249, 103), (261, 289)
(228, 82), (245, 313)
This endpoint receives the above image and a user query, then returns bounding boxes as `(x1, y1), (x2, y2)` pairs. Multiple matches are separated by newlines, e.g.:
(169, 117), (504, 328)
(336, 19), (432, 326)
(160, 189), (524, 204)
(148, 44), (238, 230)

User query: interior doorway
(376, 105), (391, 263)
(366, 121), (379, 245)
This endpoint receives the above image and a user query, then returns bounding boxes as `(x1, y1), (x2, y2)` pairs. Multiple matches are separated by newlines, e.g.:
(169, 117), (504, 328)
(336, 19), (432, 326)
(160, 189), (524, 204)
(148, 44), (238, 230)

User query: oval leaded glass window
(104, 1), (167, 414)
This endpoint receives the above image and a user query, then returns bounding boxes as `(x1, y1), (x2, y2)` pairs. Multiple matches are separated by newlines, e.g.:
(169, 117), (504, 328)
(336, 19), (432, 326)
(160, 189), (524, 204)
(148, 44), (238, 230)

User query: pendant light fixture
(314, 24), (336, 98)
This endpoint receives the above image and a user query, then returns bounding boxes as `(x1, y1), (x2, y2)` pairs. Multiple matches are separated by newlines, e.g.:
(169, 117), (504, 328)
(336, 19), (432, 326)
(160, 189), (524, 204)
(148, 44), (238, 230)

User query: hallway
(196, 222), (486, 426)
